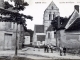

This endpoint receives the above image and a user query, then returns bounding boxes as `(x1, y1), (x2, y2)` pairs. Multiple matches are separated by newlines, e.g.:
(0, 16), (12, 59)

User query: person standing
(50, 45), (53, 53)
(44, 44), (47, 53)
(63, 47), (66, 56)
(60, 47), (63, 56)
(47, 44), (49, 53)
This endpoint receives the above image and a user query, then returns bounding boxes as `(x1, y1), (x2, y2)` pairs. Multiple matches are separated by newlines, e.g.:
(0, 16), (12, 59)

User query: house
(24, 32), (30, 45)
(33, 1), (60, 46)
(0, 21), (25, 50)
(27, 29), (34, 45)
(33, 25), (45, 46)
(0, 0), (26, 50)
(55, 5), (80, 48)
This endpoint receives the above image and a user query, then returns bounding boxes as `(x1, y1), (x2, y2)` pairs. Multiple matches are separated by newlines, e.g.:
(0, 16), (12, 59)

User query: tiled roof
(65, 10), (79, 29)
(35, 25), (44, 33)
(37, 35), (45, 41)
(24, 32), (30, 36)
(65, 18), (80, 31)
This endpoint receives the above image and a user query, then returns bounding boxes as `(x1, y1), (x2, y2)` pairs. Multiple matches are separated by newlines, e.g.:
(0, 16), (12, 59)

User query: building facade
(0, 0), (25, 50)
(56, 5), (80, 48)
(33, 1), (60, 46)
(33, 25), (45, 46)
(0, 22), (25, 50)
(24, 32), (30, 45)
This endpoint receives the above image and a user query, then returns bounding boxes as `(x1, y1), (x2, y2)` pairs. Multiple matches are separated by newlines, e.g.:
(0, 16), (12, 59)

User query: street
(0, 47), (80, 59)
(18, 47), (80, 59)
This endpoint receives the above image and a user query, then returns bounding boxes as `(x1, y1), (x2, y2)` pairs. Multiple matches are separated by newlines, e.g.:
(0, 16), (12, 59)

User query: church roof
(47, 25), (53, 31)
(35, 25), (44, 33)
(45, 1), (59, 11)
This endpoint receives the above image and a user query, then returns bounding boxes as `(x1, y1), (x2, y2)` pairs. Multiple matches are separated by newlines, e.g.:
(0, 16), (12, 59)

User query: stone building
(58, 5), (80, 48)
(33, 1), (60, 46)
(0, 0), (25, 50)
(33, 25), (45, 46)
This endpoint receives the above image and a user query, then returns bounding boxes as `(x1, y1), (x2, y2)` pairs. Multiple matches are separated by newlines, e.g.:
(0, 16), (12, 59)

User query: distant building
(33, 25), (45, 46)
(24, 32), (30, 45)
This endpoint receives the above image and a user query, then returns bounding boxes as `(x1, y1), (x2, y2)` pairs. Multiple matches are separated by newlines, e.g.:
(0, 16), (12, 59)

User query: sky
(5, 0), (80, 30)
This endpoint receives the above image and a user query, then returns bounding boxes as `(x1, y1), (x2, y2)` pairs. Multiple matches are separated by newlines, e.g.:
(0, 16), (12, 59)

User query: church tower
(43, 1), (60, 33)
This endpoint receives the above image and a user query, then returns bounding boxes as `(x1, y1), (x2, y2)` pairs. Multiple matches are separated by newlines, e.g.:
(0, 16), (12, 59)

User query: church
(33, 1), (60, 46)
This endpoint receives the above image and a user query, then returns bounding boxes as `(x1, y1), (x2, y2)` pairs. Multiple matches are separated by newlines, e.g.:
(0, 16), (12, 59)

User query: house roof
(65, 10), (79, 29)
(37, 35), (45, 41)
(35, 25), (44, 33)
(24, 32), (30, 36)
(65, 18), (80, 31)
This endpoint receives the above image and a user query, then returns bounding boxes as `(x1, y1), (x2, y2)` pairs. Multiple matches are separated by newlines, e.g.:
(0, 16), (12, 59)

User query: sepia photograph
(0, 0), (80, 60)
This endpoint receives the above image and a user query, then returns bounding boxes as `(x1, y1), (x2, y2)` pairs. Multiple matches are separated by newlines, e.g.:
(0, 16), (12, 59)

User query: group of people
(44, 44), (67, 56)
(44, 44), (54, 53)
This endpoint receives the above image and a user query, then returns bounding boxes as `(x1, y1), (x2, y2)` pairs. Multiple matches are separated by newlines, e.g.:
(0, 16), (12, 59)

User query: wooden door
(4, 34), (12, 50)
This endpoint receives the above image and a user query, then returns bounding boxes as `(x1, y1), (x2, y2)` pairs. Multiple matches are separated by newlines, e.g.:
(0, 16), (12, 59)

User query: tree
(0, 0), (33, 56)
(51, 16), (68, 47)
(51, 17), (58, 47)
(51, 16), (68, 56)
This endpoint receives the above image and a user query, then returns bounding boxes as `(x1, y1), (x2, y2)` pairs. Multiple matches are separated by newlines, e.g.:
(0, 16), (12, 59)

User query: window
(8, 22), (14, 29)
(53, 14), (55, 20)
(53, 12), (55, 20)
(48, 33), (50, 39)
(49, 14), (51, 20)
(49, 12), (52, 20)
(52, 6), (54, 9)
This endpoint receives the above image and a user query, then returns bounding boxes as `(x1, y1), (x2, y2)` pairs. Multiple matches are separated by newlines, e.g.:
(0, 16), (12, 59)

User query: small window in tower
(52, 6), (54, 9)
(53, 13), (55, 20)
(53, 14), (54, 20)
(49, 14), (51, 20)
(49, 12), (51, 20)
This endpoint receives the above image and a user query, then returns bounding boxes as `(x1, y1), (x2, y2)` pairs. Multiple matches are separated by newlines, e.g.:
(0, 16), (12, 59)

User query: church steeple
(45, 1), (59, 11)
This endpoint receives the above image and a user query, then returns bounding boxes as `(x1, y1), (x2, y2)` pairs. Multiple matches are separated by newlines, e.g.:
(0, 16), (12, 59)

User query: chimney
(74, 5), (79, 12)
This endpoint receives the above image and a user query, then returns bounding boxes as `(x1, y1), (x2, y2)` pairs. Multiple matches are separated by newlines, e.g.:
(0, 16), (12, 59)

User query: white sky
(5, 0), (80, 30)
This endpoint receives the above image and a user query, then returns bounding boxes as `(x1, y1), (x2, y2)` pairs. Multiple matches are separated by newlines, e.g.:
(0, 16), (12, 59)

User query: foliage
(0, 0), (33, 26)
(51, 17), (58, 31)
(10, 0), (29, 11)
(4, 1), (13, 9)
(51, 16), (68, 31)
